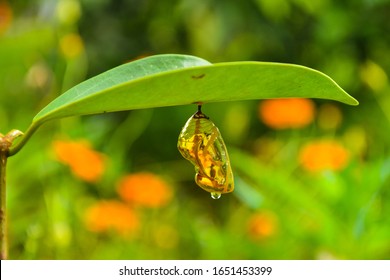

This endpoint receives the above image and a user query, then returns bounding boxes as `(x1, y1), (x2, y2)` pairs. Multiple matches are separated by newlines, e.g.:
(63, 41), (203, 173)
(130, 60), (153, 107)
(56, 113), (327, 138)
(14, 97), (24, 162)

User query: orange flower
(258, 98), (315, 129)
(84, 200), (139, 237)
(117, 172), (172, 208)
(0, 1), (12, 35)
(247, 212), (278, 240)
(53, 140), (106, 182)
(299, 140), (350, 172)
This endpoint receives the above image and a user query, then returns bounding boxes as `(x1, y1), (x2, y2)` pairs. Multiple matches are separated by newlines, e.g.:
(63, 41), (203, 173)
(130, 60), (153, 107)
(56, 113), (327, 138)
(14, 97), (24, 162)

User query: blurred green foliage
(1, 0), (389, 259)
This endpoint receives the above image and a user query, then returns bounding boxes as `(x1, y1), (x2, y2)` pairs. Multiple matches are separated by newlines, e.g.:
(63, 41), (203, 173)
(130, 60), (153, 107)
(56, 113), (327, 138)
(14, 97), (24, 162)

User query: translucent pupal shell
(177, 108), (234, 197)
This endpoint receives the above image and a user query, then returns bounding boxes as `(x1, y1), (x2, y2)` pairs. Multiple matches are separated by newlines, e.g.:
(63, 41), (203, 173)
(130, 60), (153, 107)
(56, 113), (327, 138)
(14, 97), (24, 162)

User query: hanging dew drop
(211, 192), (221, 199)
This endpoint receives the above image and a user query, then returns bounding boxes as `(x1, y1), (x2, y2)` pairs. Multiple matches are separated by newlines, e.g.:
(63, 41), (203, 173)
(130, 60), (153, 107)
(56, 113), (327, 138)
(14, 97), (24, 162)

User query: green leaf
(34, 54), (358, 125)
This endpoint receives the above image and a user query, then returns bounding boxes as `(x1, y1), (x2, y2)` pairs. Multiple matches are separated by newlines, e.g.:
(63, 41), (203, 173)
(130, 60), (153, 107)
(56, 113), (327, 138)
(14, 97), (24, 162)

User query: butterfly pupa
(177, 105), (234, 199)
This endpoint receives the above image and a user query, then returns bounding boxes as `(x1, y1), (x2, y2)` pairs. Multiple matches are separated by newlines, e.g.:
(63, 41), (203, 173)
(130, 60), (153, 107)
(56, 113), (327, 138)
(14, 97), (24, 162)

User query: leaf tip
(340, 91), (359, 106)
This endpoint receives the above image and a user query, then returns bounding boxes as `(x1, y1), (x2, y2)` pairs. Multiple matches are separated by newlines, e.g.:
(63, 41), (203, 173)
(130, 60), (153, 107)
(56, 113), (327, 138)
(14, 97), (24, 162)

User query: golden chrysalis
(177, 105), (234, 199)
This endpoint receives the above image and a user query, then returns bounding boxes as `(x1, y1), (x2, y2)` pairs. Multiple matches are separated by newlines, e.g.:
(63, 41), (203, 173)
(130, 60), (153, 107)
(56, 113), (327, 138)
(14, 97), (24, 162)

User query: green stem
(0, 129), (25, 259)
(8, 122), (41, 157)
(0, 139), (9, 259)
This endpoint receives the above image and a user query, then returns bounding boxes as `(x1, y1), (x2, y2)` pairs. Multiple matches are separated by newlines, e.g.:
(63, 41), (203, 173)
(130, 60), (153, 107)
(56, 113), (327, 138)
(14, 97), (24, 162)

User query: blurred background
(1, 0), (389, 259)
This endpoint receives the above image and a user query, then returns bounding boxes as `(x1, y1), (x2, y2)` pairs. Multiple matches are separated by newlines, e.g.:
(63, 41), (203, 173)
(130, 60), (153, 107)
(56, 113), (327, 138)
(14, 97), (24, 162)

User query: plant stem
(8, 122), (40, 157)
(0, 138), (10, 260)
(0, 130), (24, 260)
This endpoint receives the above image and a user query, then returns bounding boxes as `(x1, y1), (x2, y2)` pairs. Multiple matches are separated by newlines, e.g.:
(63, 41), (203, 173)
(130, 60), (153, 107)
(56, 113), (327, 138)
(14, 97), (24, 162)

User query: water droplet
(211, 192), (221, 199)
